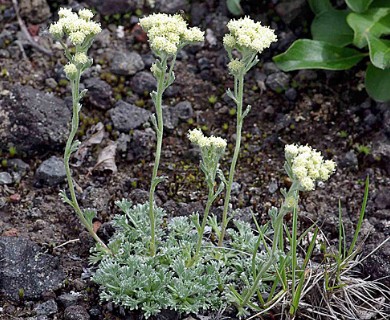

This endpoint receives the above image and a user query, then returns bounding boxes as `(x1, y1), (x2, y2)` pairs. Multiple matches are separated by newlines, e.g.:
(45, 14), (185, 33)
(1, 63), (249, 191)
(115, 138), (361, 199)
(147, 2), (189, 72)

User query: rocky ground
(0, 0), (389, 319)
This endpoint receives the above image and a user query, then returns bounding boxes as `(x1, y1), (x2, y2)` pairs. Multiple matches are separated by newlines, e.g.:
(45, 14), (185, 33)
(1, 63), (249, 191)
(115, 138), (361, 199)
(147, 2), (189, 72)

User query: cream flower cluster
(49, 7), (101, 45)
(139, 13), (204, 55)
(285, 144), (336, 191)
(188, 129), (227, 150)
(223, 16), (277, 54)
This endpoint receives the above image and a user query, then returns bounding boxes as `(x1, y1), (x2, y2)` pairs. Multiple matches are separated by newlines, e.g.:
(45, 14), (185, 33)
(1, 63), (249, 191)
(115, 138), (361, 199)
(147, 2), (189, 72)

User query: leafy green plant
(51, 7), (390, 320)
(273, 0), (390, 102)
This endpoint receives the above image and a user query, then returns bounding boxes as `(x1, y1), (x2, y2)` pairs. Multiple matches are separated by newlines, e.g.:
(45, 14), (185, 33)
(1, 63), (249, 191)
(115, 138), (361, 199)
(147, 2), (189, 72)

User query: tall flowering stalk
(139, 14), (204, 256)
(187, 129), (226, 266)
(235, 144), (336, 313)
(218, 17), (277, 246)
(50, 8), (109, 252)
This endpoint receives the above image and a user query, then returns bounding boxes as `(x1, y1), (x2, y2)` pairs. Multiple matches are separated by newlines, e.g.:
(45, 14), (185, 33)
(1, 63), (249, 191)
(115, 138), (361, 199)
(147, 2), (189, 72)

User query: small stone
(111, 51), (144, 76)
(294, 69), (318, 82)
(84, 77), (113, 110)
(157, 0), (190, 13)
(109, 101), (151, 132)
(130, 71), (156, 95)
(128, 129), (156, 160)
(9, 194), (21, 203)
(57, 293), (81, 308)
(268, 180), (278, 194)
(89, 307), (101, 317)
(84, 0), (139, 15)
(263, 62), (280, 75)
(374, 189), (390, 210)
(64, 305), (90, 320)
(0, 49), (10, 58)
(35, 156), (66, 186)
(285, 88), (297, 101)
(162, 105), (179, 130)
(35, 299), (58, 316)
(45, 78), (57, 89)
(231, 182), (241, 195)
(266, 72), (290, 92)
(116, 133), (131, 154)
(340, 151), (358, 168)
(0, 172), (12, 185)
(174, 101), (193, 120)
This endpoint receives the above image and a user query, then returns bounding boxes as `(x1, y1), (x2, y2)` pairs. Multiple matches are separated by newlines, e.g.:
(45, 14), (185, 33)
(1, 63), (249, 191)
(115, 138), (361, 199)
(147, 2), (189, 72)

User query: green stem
(188, 188), (214, 267)
(148, 57), (168, 256)
(63, 70), (110, 253)
(218, 73), (244, 247)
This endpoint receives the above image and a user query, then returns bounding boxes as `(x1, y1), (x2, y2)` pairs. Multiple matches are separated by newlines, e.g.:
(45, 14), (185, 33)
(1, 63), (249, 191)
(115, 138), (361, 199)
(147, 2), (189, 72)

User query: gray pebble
(35, 299), (58, 316)
(111, 51), (144, 76)
(35, 156), (66, 186)
(0, 172), (12, 185)
(109, 100), (151, 132)
(174, 101), (193, 120)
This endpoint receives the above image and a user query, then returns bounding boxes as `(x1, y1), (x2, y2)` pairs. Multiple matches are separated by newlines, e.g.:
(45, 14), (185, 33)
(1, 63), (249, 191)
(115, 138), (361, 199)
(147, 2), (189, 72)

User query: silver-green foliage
(91, 200), (274, 318)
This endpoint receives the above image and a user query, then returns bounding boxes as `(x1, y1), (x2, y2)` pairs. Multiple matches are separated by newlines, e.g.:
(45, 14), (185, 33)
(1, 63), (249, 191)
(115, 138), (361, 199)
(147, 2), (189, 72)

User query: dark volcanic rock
(0, 237), (65, 300)
(130, 71), (156, 95)
(35, 299), (58, 316)
(109, 100), (151, 132)
(64, 305), (90, 320)
(156, 0), (190, 14)
(111, 51), (144, 76)
(0, 85), (70, 152)
(84, 77), (113, 110)
(35, 156), (66, 186)
(84, 0), (141, 15)
(129, 128), (156, 160)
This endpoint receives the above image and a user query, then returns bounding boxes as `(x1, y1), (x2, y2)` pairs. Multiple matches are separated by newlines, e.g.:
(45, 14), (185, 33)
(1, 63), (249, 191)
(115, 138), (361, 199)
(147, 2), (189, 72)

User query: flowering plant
(51, 8), (390, 320)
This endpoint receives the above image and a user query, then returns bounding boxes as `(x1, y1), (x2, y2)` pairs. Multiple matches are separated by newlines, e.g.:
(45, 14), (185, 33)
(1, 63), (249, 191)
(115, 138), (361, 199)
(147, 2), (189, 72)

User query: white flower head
(58, 7), (73, 18)
(228, 59), (245, 75)
(79, 8), (94, 21)
(64, 63), (78, 79)
(225, 16), (277, 54)
(50, 7), (101, 46)
(140, 13), (204, 56)
(188, 129), (227, 151)
(286, 143), (336, 191)
(74, 52), (89, 65)
(49, 22), (64, 38)
(285, 144), (299, 159)
(69, 31), (86, 45)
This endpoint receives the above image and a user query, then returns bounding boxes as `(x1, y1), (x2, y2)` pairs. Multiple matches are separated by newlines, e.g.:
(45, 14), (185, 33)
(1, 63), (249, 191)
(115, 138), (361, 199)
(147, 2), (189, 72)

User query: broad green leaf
(347, 8), (390, 48)
(365, 63), (390, 101)
(308, 0), (333, 15)
(371, 0), (390, 8)
(273, 39), (365, 71)
(311, 10), (354, 46)
(346, 0), (374, 13)
(226, 0), (243, 16)
(367, 36), (390, 69)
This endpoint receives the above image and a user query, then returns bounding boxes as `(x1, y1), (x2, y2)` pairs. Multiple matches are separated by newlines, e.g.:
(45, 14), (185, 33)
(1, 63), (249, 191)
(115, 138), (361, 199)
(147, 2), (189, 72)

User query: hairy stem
(148, 57), (168, 256)
(64, 69), (109, 253)
(218, 73), (244, 246)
